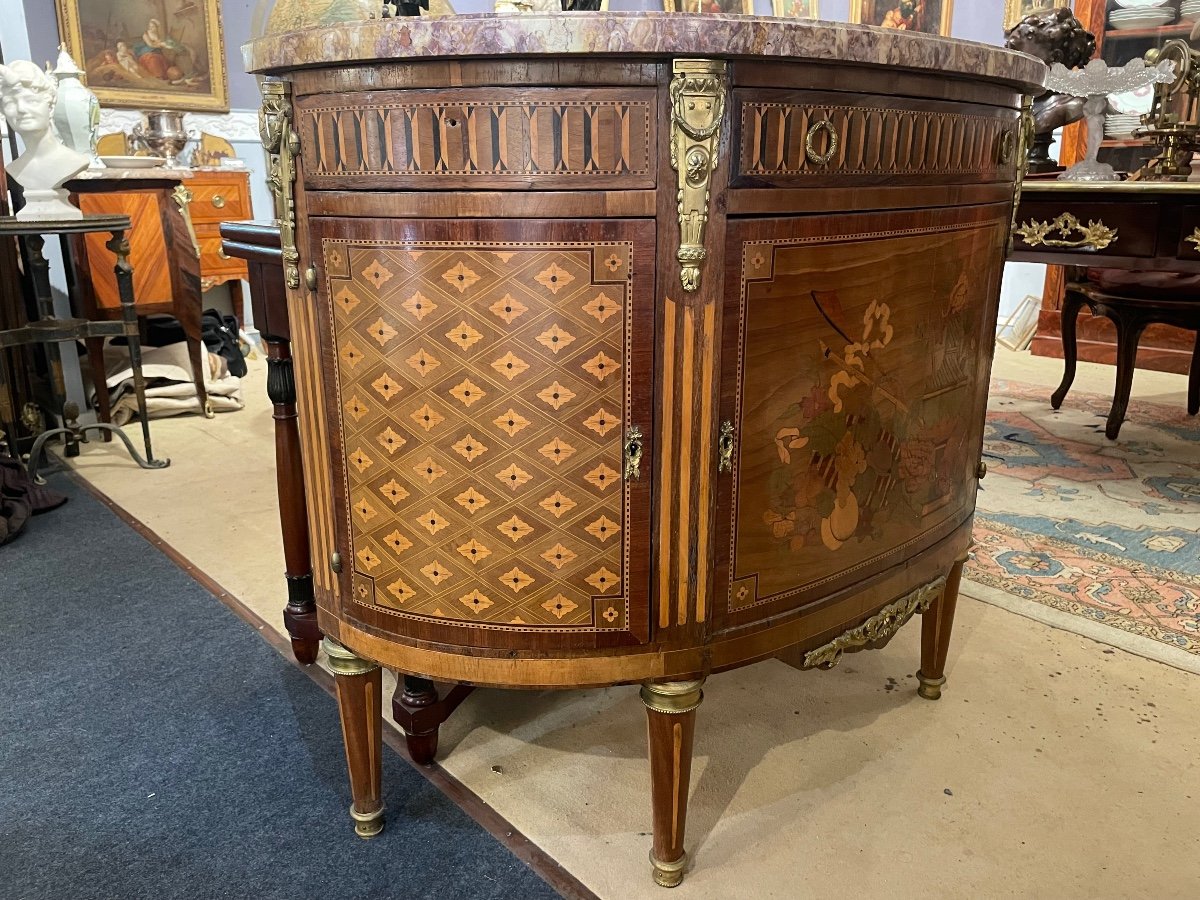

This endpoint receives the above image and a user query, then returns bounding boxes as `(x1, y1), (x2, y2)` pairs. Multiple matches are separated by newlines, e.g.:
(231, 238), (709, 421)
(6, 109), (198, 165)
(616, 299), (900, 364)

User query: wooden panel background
(78, 191), (171, 310)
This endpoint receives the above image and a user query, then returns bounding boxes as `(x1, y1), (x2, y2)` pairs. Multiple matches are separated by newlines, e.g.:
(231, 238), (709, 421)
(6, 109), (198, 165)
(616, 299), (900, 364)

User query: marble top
(71, 166), (192, 181)
(244, 12), (1046, 93)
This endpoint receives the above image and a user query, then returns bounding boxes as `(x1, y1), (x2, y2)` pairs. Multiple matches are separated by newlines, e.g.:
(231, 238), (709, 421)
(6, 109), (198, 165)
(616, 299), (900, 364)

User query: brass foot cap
(350, 803), (385, 839)
(916, 672), (946, 701)
(650, 850), (687, 888)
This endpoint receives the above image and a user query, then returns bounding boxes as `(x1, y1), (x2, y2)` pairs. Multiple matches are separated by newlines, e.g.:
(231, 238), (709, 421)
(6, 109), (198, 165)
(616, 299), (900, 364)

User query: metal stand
(0, 214), (169, 479)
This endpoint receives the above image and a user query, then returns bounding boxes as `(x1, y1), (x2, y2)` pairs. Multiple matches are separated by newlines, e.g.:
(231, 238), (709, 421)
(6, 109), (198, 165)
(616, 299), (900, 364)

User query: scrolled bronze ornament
(1186, 228), (1200, 253)
(802, 575), (947, 670)
(804, 119), (839, 166)
(1007, 95), (1036, 255)
(669, 59), (727, 293)
(717, 420), (735, 473)
(170, 185), (201, 259)
(1013, 212), (1118, 252)
(260, 78), (302, 291)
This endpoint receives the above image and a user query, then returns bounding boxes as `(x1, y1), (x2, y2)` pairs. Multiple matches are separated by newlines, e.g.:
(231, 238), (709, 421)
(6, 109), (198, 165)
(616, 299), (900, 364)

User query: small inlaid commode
(246, 9), (1045, 887)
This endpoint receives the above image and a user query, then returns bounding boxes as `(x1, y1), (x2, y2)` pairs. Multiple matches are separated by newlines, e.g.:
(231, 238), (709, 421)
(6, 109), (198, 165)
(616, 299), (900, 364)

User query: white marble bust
(0, 60), (89, 220)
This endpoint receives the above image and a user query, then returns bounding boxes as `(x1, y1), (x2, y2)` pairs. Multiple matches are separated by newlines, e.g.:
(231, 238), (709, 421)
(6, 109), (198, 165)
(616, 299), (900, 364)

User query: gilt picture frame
(663, 0), (756, 13)
(771, 0), (820, 17)
(849, 0), (954, 35)
(1004, 0), (1057, 31)
(55, 0), (229, 113)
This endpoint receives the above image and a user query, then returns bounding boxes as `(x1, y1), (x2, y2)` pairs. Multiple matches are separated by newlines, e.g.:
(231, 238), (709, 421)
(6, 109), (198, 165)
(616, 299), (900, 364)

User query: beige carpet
(60, 348), (1200, 898)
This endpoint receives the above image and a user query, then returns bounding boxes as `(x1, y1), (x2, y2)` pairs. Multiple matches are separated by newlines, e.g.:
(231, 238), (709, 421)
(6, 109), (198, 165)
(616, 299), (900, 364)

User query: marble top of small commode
(244, 12), (1046, 93)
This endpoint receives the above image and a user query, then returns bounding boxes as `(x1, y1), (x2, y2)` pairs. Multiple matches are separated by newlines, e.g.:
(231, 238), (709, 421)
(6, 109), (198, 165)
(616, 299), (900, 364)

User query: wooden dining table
(1010, 179), (1200, 437)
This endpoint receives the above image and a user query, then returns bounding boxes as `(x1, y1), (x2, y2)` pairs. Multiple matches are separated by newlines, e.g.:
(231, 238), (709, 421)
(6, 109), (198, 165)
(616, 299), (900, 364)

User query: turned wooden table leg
(391, 675), (474, 766)
(323, 637), (385, 838)
(918, 556), (966, 700)
(641, 679), (704, 888)
(266, 334), (320, 664)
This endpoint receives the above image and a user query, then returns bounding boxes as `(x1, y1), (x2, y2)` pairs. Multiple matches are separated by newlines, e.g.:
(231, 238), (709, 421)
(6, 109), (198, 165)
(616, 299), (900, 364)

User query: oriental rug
(966, 379), (1200, 672)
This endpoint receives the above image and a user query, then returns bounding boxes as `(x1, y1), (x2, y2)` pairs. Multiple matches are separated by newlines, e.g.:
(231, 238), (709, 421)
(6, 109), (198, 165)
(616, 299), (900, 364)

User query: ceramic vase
(50, 46), (99, 161)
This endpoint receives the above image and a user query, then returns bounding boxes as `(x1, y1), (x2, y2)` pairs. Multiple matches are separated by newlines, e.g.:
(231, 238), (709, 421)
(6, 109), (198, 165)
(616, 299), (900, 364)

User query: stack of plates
(1105, 113), (1142, 138)
(1182, 0), (1200, 22)
(1110, 4), (1176, 29)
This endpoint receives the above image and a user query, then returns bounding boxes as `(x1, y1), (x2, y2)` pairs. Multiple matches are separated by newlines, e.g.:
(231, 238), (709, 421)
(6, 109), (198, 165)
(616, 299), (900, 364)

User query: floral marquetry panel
(715, 206), (1010, 628)
(316, 221), (652, 643)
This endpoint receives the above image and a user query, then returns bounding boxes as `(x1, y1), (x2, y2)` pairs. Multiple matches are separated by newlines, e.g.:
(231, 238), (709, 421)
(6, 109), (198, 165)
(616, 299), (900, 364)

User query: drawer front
(198, 231), (246, 278)
(296, 88), (656, 190)
(1013, 201), (1158, 259)
(735, 89), (1019, 186)
(188, 180), (250, 223)
(1177, 205), (1200, 260)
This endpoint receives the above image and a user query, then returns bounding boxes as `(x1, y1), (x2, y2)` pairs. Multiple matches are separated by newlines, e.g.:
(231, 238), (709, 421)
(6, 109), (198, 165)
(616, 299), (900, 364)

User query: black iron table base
(0, 215), (168, 478)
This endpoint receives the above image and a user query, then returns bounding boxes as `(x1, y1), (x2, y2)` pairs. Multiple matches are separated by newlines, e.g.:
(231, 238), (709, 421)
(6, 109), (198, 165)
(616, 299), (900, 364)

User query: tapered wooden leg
(323, 637), (384, 838)
(641, 679), (704, 888)
(265, 334), (320, 664)
(918, 557), (966, 700)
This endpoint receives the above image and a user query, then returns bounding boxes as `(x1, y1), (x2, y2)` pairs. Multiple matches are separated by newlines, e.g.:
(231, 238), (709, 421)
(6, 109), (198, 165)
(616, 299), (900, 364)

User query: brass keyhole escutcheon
(805, 120), (839, 166)
(624, 425), (643, 481)
(717, 421), (735, 473)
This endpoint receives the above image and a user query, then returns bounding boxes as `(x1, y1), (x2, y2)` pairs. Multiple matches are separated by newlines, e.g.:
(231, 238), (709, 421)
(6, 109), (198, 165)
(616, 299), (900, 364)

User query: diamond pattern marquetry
(326, 241), (633, 630)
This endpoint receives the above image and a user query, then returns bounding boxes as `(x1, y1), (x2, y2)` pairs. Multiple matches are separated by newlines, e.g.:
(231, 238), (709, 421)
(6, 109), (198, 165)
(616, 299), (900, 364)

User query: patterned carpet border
(964, 377), (1200, 673)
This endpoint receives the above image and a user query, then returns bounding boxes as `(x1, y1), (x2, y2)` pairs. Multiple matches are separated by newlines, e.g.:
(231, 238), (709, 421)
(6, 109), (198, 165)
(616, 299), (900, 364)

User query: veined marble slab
(244, 11), (1046, 92)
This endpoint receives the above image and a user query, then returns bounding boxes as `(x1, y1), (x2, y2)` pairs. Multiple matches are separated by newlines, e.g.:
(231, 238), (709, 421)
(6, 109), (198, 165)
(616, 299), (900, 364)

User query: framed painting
(850, 1), (954, 35)
(1005, 1), (1057, 30)
(56, 0), (228, 113)
(663, 0), (755, 12)
(772, 0), (819, 16)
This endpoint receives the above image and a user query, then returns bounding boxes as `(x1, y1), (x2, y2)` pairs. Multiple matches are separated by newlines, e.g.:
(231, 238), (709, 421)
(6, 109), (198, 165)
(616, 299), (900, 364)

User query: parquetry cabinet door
(713, 203), (1010, 632)
(308, 217), (655, 650)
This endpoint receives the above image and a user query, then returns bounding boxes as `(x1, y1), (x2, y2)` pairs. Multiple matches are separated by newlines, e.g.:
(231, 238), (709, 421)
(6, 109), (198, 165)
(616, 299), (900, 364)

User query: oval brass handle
(217, 247), (229, 259)
(1013, 213), (1117, 252)
(210, 194), (226, 209)
(805, 119), (839, 166)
